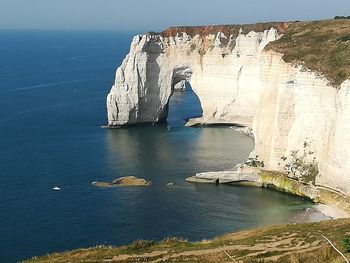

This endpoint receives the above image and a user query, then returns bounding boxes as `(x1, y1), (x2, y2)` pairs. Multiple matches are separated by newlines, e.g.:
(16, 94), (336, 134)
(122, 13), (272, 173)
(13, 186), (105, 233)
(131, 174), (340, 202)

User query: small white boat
(53, 186), (61, 191)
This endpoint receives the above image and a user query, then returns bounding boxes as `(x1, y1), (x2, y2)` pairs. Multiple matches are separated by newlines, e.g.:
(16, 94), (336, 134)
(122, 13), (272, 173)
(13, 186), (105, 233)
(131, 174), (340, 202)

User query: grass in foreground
(24, 218), (350, 263)
(267, 19), (350, 87)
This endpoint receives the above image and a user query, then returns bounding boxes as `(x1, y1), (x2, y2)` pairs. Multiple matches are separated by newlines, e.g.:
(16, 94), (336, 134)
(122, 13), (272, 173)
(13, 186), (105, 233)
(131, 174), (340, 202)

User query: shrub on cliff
(244, 155), (265, 167)
(341, 236), (350, 252)
(282, 141), (319, 184)
(334, 16), (350, 20)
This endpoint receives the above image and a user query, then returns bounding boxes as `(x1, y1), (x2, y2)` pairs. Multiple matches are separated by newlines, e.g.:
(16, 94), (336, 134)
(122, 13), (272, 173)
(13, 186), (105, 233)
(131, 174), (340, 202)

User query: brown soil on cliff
(160, 22), (289, 42)
(24, 218), (350, 263)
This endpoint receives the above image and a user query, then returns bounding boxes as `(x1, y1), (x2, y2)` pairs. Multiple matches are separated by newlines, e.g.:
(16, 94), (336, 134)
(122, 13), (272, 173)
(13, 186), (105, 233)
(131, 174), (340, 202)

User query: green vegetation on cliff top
(24, 218), (350, 263)
(267, 19), (350, 87)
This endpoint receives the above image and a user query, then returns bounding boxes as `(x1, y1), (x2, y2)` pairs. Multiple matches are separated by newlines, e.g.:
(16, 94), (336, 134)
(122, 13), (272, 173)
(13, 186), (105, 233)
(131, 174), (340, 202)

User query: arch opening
(165, 68), (203, 126)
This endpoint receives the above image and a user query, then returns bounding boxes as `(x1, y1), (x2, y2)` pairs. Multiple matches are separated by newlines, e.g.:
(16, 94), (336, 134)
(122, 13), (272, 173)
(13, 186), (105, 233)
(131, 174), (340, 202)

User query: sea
(0, 30), (314, 262)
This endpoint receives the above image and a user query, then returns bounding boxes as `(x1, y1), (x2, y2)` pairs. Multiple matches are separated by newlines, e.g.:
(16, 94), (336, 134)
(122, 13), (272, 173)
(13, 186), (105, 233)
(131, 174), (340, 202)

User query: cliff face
(253, 53), (350, 194)
(107, 25), (281, 126)
(106, 21), (350, 195)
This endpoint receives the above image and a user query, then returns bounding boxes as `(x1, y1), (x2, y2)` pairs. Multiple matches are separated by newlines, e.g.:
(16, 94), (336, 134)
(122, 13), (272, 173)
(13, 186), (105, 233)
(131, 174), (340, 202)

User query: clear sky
(1, 0), (349, 31)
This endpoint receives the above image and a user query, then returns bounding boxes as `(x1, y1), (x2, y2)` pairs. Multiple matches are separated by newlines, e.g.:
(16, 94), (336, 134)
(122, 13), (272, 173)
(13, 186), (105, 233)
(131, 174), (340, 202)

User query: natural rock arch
(106, 27), (350, 195)
(163, 66), (204, 122)
(106, 29), (279, 127)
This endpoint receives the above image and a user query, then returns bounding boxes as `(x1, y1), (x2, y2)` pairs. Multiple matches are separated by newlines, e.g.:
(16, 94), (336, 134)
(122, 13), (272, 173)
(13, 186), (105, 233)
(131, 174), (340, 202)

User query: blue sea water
(0, 30), (313, 262)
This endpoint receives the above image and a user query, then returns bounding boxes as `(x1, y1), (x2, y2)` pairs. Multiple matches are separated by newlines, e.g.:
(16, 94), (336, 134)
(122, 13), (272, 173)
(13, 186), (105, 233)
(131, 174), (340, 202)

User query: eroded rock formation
(106, 24), (282, 127)
(106, 22), (350, 195)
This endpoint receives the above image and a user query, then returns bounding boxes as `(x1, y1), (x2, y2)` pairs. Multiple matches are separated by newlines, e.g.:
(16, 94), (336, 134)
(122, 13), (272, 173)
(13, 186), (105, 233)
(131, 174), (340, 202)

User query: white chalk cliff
(106, 26), (350, 195)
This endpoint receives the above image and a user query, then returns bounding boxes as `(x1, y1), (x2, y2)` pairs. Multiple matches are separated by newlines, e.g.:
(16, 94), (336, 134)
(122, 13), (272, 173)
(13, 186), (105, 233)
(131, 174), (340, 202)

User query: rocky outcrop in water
(92, 176), (150, 187)
(187, 168), (350, 216)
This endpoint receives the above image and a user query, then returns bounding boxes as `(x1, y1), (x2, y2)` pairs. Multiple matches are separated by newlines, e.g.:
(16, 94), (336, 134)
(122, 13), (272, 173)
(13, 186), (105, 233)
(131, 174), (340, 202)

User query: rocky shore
(186, 168), (350, 220)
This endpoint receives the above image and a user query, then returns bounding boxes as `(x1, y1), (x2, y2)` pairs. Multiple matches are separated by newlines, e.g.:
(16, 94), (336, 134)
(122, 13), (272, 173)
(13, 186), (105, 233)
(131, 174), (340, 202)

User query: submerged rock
(92, 176), (150, 187)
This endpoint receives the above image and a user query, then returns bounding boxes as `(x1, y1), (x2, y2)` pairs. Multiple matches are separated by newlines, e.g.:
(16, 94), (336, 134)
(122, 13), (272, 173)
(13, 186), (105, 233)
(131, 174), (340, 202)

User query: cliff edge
(23, 219), (350, 263)
(106, 19), (350, 195)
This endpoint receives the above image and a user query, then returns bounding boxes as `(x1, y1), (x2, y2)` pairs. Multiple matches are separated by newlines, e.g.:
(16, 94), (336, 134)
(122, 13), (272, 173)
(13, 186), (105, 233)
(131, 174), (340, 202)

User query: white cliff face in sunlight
(252, 51), (350, 194)
(106, 27), (350, 195)
(106, 28), (280, 127)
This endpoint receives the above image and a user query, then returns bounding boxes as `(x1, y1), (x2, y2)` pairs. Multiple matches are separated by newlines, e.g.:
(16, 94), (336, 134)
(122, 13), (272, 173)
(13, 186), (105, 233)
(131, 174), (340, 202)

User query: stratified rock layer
(106, 23), (350, 195)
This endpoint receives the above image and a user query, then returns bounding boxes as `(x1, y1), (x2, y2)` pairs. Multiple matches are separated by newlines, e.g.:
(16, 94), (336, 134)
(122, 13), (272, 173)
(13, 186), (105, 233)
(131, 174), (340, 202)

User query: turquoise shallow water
(0, 30), (313, 262)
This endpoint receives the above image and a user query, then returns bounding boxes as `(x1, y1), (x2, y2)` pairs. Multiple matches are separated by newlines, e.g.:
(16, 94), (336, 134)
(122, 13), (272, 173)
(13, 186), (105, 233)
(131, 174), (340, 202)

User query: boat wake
(4, 78), (99, 92)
